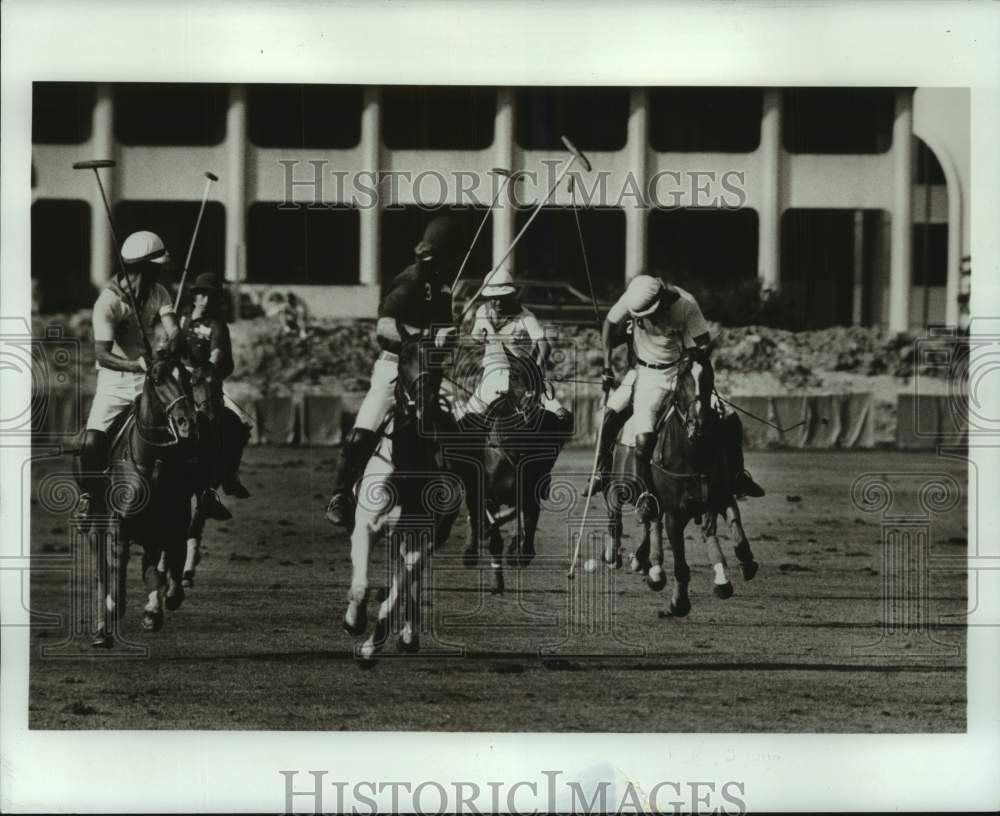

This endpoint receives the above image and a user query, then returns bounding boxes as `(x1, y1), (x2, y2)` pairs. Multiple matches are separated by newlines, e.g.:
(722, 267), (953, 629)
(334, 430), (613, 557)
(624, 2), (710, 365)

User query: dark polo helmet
(413, 216), (463, 261)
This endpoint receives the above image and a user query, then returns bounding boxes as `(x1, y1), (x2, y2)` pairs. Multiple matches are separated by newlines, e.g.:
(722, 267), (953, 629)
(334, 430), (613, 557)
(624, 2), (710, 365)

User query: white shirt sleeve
(605, 293), (630, 325)
(520, 308), (546, 342)
(471, 304), (492, 338)
(682, 298), (711, 345)
(152, 284), (175, 318)
(92, 290), (117, 343)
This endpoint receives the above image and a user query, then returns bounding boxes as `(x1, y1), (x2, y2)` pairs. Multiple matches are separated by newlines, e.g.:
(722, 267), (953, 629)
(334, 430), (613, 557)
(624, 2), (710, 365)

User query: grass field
(28, 447), (967, 732)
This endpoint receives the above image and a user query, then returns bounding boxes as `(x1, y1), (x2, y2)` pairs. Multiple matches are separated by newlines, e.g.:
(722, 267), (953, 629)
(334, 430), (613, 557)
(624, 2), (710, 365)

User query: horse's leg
(164, 516), (189, 612)
(665, 514), (691, 617)
(604, 495), (623, 568)
(486, 504), (504, 596)
(183, 496), (206, 588)
(517, 497), (540, 569)
(462, 479), (482, 568)
(726, 498), (760, 580)
(358, 529), (405, 664)
(141, 533), (166, 632)
(396, 532), (428, 653)
(344, 514), (375, 636)
(107, 520), (130, 624)
(645, 517), (667, 591)
(90, 523), (114, 647)
(702, 510), (733, 599)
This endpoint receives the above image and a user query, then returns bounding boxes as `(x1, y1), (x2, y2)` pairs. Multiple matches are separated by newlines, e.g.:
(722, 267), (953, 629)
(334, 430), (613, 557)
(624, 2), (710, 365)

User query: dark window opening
(114, 83), (227, 146)
(113, 201), (226, 297)
(247, 204), (359, 285)
(647, 208), (759, 291)
(913, 224), (948, 287)
(380, 207), (490, 287)
(248, 84), (362, 148)
(513, 207), (625, 302)
(382, 87), (495, 150)
(781, 208), (885, 328)
(915, 137), (947, 185)
(516, 88), (629, 151)
(32, 82), (96, 144)
(783, 88), (895, 154)
(32, 200), (93, 313)
(649, 88), (762, 152)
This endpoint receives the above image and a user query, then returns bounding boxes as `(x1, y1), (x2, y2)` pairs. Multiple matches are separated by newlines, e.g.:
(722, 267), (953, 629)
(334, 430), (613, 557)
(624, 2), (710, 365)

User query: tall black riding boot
(75, 430), (108, 521)
(633, 432), (660, 523)
(725, 413), (765, 498)
(587, 407), (630, 496)
(325, 428), (380, 528)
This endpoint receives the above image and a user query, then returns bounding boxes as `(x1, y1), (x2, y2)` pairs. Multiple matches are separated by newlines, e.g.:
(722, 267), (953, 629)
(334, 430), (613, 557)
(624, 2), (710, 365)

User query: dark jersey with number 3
(379, 263), (452, 330)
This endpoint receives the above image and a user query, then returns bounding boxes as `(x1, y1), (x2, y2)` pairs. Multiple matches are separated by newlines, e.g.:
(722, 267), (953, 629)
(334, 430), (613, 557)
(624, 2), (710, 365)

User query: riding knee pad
(635, 432), (656, 461)
(81, 430), (109, 470)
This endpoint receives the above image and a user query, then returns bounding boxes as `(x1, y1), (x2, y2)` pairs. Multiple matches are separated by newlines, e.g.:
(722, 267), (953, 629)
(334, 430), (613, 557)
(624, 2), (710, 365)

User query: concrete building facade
(30, 84), (968, 331)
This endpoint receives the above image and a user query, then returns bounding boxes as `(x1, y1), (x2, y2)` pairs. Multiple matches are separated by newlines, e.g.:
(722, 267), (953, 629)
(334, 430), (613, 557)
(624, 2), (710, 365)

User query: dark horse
(80, 351), (199, 646)
(601, 358), (758, 617)
(342, 347), (463, 663)
(172, 363), (250, 588)
(453, 351), (572, 595)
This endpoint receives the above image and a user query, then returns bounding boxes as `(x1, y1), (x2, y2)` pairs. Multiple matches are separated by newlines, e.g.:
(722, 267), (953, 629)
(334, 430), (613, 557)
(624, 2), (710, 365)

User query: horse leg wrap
(596, 408), (628, 478)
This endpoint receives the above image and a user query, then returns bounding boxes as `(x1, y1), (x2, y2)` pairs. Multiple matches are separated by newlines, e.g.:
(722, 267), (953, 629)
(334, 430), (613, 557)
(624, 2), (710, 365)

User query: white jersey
(606, 284), (710, 366)
(471, 303), (546, 366)
(92, 282), (175, 367)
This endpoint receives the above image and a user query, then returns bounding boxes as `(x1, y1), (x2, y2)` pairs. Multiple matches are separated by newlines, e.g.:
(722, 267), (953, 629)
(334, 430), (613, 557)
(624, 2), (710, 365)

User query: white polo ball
(583, 558), (597, 573)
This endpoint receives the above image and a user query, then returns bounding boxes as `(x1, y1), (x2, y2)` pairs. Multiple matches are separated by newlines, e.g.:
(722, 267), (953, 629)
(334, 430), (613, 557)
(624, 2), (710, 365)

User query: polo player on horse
(73, 230), (230, 519)
(590, 273), (765, 522)
(461, 267), (569, 425)
(325, 216), (461, 529)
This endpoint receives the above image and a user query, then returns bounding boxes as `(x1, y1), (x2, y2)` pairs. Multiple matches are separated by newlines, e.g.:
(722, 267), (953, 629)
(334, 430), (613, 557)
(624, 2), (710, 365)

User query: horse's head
(188, 364), (219, 421)
(674, 357), (704, 444)
(145, 351), (197, 442)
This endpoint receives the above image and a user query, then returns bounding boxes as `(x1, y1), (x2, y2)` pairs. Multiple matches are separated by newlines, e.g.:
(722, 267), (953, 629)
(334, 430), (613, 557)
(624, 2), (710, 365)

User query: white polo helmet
(623, 274), (664, 318)
(121, 230), (169, 265)
(480, 268), (517, 298)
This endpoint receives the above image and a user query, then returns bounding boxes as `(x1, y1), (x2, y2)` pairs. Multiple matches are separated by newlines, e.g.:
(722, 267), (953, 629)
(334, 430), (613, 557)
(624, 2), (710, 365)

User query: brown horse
(601, 360), (757, 616)
(454, 351), (573, 595)
(81, 351), (199, 646)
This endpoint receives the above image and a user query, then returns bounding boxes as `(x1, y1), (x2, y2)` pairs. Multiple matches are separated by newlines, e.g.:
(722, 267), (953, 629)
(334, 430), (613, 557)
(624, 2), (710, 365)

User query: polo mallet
(450, 168), (519, 296)
(458, 136), (592, 323)
(567, 389), (609, 579)
(72, 158), (152, 358)
(174, 171), (219, 311)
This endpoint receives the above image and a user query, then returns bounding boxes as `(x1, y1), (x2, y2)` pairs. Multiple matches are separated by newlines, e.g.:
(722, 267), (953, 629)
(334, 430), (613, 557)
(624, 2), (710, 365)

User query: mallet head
(560, 135), (592, 172)
(72, 159), (116, 170)
(205, 171), (219, 182)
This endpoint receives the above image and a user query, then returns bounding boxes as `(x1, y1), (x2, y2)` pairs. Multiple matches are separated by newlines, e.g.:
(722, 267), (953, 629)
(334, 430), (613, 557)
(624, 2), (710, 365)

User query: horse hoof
(668, 597), (692, 618)
(91, 629), (114, 649)
(165, 585), (185, 611)
(491, 572), (505, 596)
(343, 596), (369, 637)
(356, 654), (378, 671)
(646, 573), (667, 592)
(396, 631), (420, 653)
(182, 572), (194, 589)
(142, 611), (164, 632)
(740, 560), (759, 581)
(713, 581), (734, 600)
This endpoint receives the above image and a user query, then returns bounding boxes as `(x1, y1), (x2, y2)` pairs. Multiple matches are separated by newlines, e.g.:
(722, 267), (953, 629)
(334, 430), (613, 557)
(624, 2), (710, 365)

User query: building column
(492, 88), (516, 273)
(757, 89), (782, 292)
(89, 84), (115, 286)
(225, 85), (247, 285)
(359, 87), (382, 286)
(889, 91), (914, 333)
(624, 89), (649, 282)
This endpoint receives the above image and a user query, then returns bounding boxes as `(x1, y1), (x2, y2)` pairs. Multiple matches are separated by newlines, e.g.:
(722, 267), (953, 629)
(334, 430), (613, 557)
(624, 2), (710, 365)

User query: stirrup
(586, 472), (608, 497)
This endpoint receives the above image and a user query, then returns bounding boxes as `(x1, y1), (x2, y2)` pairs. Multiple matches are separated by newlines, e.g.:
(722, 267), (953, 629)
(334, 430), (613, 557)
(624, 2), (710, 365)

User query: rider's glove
(601, 367), (617, 396)
(137, 355), (149, 373)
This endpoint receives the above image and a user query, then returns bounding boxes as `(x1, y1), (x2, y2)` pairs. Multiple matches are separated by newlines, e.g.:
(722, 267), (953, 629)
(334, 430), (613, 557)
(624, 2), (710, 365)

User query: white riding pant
(632, 364), (678, 437)
(86, 368), (144, 432)
(606, 368), (637, 413)
(354, 352), (399, 432)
